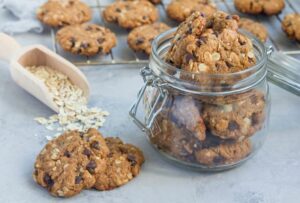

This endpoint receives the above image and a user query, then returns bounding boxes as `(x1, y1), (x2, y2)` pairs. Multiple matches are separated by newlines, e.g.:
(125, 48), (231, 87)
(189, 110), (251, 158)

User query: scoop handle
(0, 33), (21, 62)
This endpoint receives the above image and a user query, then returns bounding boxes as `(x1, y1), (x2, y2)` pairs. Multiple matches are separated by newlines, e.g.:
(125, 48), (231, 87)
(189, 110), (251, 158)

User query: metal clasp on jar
(129, 66), (168, 132)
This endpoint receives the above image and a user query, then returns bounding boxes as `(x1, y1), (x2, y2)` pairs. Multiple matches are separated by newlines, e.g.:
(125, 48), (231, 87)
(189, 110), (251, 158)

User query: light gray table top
(0, 2), (300, 203)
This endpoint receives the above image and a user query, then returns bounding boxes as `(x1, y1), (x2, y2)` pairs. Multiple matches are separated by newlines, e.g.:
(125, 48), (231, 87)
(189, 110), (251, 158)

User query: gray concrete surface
(0, 2), (300, 203)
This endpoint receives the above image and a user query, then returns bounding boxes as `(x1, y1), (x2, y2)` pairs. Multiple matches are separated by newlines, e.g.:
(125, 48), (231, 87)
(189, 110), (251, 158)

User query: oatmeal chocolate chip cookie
(234, 0), (285, 15)
(166, 0), (216, 22)
(239, 18), (268, 42)
(94, 137), (144, 191)
(103, 1), (159, 29)
(166, 11), (256, 75)
(202, 90), (266, 140)
(33, 129), (109, 197)
(128, 22), (170, 55)
(195, 139), (252, 166)
(282, 13), (300, 41)
(37, 0), (92, 27)
(56, 24), (117, 56)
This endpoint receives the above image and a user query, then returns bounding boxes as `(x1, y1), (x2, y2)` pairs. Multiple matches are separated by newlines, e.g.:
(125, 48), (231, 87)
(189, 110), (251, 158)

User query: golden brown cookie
(94, 137), (144, 191)
(103, 1), (159, 29)
(56, 24), (117, 56)
(282, 13), (300, 41)
(239, 18), (268, 42)
(166, 0), (217, 22)
(166, 11), (256, 75)
(202, 90), (266, 140)
(127, 22), (170, 55)
(195, 139), (252, 166)
(234, 0), (285, 15)
(33, 129), (109, 197)
(37, 0), (92, 27)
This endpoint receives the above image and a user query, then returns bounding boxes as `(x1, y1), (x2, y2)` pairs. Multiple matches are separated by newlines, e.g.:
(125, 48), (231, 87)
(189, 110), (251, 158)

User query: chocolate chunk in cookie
(166, 11), (256, 75)
(282, 13), (300, 41)
(33, 129), (109, 197)
(194, 139), (252, 166)
(103, 1), (159, 29)
(202, 90), (266, 140)
(234, 0), (285, 15)
(128, 22), (170, 55)
(37, 0), (92, 27)
(56, 24), (117, 56)
(239, 18), (268, 42)
(94, 137), (144, 191)
(167, 0), (217, 22)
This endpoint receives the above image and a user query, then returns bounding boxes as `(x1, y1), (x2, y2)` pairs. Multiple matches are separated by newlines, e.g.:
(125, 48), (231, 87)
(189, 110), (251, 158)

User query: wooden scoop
(0, 33), (90, 113)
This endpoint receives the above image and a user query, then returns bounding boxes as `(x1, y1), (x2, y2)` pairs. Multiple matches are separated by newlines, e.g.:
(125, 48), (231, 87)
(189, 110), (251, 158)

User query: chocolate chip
(98, 47), (103, 53)
(136, 38), (145, 45)
(142, 16), (147, 20)
(196, 37), (206, 46)
(64, 151), (71, 158)
(186, 27), (193, 35)
(115, 8), (121, 12)
(200, 12), (205, 17)
(97, 38), (105, 44)
(43, 174), (54, 187)
(69, 37), (76, 48)
(239, 40), (246, 46)
(213, 156), (225, 164)
(184, 54), (195, 63)
(83, 148), (91, 157)
(86, 161), (97, 174)
(225, 61), (233, 68)
(81, 42), (89, 49)
(226, 15), (231, 20)
(228, 121), (239, 131)
(91, 141), (100, 150)
(75, 175), (82, 184)
(79, 132), (84, 138)
(251, 113), (260, 126)
(127, 154), (137, 166)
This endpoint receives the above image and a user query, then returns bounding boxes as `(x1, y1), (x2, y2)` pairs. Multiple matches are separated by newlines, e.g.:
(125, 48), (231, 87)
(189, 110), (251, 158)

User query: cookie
(166, 11), (256, 75)
(128, 22), (170, 55)
(103, 1), (159, 29)
(282, 13), (300, 41)
(94, 137), (144, 191)
(234, 0), (285, 15)
(194, 139), (252, 166)
(122, 0), (161, 4)
(166, 0), (217, 22)
(202, 90), (266, 140)
(37, 0), (92, 27)
(151, 115), (248, 165)
(33, 129), (109, 197)
(56, 24), (117, 56)
(239, 18), (268, 42)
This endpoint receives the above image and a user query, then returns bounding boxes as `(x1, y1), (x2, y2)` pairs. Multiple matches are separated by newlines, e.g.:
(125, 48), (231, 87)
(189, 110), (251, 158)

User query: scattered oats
(211, 52), (221, 61)
(247, 51), (255, 59)
(198, 63), (208, 72)
(26, 66), (109, 138)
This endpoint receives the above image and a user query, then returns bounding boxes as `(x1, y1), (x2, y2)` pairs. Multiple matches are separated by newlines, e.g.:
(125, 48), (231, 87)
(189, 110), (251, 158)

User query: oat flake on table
(25, 65), (109, 140)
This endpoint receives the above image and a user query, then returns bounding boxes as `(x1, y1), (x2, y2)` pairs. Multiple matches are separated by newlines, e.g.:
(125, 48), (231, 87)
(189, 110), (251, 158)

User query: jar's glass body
(131, 29), (271, 171)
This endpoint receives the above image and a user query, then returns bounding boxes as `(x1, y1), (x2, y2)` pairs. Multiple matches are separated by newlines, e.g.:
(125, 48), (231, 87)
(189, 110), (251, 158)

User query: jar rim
(151, 28), (268, 79)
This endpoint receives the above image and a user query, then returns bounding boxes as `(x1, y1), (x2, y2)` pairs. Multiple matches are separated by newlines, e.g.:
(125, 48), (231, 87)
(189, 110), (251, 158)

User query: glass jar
(130, 28), (273, 171)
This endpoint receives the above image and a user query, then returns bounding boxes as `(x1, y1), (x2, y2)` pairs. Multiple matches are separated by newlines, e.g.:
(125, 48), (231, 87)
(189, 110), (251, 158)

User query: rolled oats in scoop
(26, 65), (109, 140)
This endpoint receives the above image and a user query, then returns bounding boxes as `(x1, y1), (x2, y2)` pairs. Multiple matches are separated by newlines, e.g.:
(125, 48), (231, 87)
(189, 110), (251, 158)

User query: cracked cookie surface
(167, 0), (216, 22)
(128, 22), (170, 55)
(103, 1), (158, 29)
(282, 13), (300, 41)
(94, 137), (144, 191)
(234, 0), (285, 15)
(37, 0), (92, 27)
(56, 23), (117, 56)
(33, 129), (109, 197)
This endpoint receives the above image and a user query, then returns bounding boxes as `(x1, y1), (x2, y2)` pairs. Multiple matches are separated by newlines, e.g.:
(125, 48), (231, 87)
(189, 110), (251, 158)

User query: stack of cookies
(33, 128), (144, 197)
(149, 11), (267, 167)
